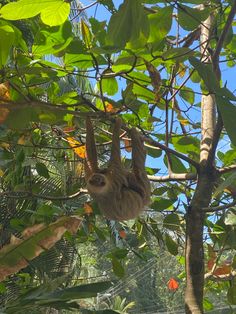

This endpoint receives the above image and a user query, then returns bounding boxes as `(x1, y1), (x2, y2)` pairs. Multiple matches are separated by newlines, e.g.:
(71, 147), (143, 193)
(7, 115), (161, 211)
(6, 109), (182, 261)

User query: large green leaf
(101, 77), (118, 96)
(189, 57), (218, 93)
(178, 5), (209, 31)
(151, 198), (176, 211)
(42, 281), (112, 300)
(107, 0), (149, 48)
(163, 47), (193, 62)
(36, 162), (50, 179)
(163, 213), (181, 231)
(0, 0), (70, 26)
(172, 136), (200, 155)
(216, 96), (236, 146)
(147, 6), (173, 44)
(165, 234), (178, 256)
(33, 21), (72, 55)
(0, 25), (15, 67)
(214, 172), (236, 197)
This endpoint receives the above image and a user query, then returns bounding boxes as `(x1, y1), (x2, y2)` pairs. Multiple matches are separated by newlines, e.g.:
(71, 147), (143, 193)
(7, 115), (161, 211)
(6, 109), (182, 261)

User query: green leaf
(33, 21), (73, 55)
(45, 281), (112, 300)
(64, 53), (94, 68)
(214, 173), (236, 197)
(165, 234), (178, 256)
(40, 1), (70, 26)
(227, 279), (236, 305)
(107, 0), (149, 48)
(101, 77), (118, 96)
(16, 149), (25, 163)
(151, 198), (175, 211)
(178, 5), (209, 31)
(163, 214), (181, 231)
(172, 136), (200, 155)
(162, 47), (193, 62)
(36, 162), (50, 179)
(112, 257), (125, 278)
(189, 57), (218, 93)
(112, 55), (137, 72)
(132, 84), (154, 102)
(108, 248), (128, 259)
(216, 96), (236, 146)
(0, 0), (70, 26)
(146, 145), (162, 158)
(81, 19), (93, 49)
(179, 86), (195, 105)
(164, 155), (187, 173)
(203, 298), (214, 311)
(0, 25), (15, 67)
(147, 6), (173, 44)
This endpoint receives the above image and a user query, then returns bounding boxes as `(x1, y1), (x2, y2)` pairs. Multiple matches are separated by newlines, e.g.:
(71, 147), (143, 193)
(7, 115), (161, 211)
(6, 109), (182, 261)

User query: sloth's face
(87, 172), (110, 194)
(89, 174), (106, 187)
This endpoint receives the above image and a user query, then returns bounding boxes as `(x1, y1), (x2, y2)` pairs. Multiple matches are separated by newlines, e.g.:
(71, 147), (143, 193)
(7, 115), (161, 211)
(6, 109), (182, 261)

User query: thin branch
(218, 165), (236, 174)
(0, 189), (87, 201)
(203, 199), (236, 212)
(205, 271), (236, 281)
(148, 172), (197, 182)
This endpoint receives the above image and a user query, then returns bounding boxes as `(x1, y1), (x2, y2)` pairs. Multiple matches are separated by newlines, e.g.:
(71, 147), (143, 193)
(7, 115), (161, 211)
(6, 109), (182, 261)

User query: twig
(148, 172), (197, 182)
(203, 199), (236, 212)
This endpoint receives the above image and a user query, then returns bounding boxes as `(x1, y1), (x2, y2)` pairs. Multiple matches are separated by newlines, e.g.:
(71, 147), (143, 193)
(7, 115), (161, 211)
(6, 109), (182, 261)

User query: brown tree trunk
(185, 13), (216, 313)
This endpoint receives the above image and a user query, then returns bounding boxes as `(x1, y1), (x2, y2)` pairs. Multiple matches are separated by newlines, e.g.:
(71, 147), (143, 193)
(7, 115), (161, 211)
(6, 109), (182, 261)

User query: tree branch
(205, 271), (236, 281)
(0, 189), (87, 201)
(148, 172), (197, 182)
(218, 164), (236, 174)
(203, 199), (236, 212)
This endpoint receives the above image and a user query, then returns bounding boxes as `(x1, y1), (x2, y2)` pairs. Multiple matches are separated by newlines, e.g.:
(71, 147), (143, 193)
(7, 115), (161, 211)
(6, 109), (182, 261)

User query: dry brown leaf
(0, 82), (10, 100)
(84, 203), (93, 215)
(0, 216), (82, 282)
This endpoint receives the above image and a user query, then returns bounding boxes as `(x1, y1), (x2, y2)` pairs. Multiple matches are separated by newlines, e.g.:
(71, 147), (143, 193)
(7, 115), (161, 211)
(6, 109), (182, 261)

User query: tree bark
(185, 13), (216, 313)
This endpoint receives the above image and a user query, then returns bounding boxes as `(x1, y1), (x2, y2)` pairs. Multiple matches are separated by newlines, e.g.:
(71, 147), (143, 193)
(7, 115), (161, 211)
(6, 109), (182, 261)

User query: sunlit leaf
(81, 19), (93, 49)
(0, 25), (15, 67)
(67, 137), (86, 159)
(0, 0), (70, 26)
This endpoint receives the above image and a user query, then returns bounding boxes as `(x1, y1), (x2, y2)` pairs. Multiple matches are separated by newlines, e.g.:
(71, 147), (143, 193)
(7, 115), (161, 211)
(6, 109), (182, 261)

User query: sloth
(84, 117), (150, 221)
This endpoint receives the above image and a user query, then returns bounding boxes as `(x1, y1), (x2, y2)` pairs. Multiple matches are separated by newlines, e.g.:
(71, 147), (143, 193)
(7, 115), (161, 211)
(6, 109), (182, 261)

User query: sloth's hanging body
(85, 117), (150, 221)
